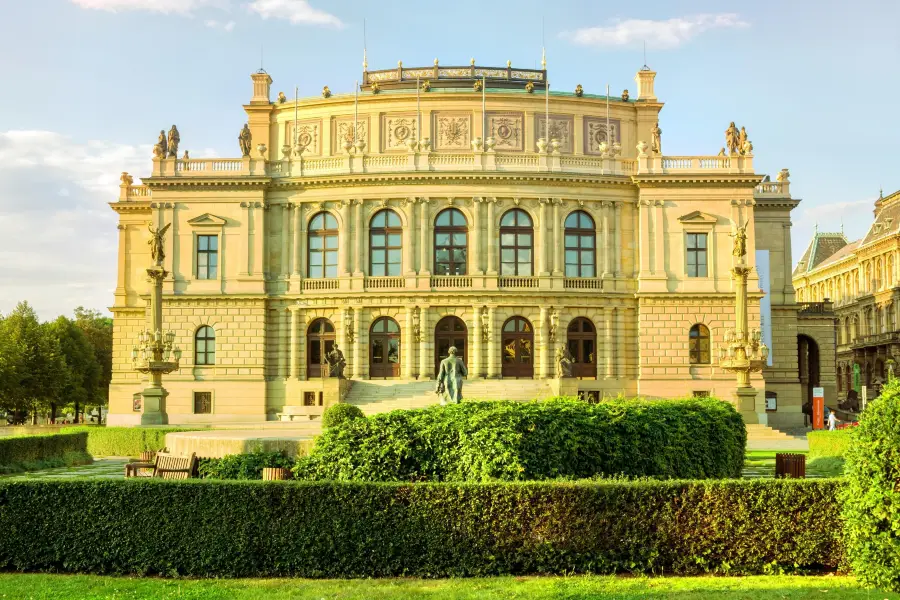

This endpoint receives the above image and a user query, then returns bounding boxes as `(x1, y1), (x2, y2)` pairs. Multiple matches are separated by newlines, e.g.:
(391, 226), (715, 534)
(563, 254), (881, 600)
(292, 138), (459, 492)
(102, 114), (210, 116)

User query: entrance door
(435, 316), (467, 376)
(567, 317), (597, 378)
(307, 318), (335, 378)
(501, 316), (534, 378)
(370, 317), (401, 378)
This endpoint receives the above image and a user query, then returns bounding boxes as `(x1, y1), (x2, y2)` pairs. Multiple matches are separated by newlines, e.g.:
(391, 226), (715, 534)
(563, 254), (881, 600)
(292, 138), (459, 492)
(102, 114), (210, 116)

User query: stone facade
(108, 63), (804, 427)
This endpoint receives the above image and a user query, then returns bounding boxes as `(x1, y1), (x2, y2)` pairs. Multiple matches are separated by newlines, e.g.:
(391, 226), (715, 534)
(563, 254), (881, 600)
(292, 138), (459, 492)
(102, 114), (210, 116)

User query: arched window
(195, 326), (215, 365)
(567, 317), (596, 378)
(434, 208), (468, 275)
(501, 316), (534, 378)
(370, 209), (402, 276)
(307, 318), (335, 378)
(370, 317), (401, 378)
(308, 212), (338, 279)
(689, 324), (710, 365)
(564, 211), (596, 278)
(500, 209), (533, 276)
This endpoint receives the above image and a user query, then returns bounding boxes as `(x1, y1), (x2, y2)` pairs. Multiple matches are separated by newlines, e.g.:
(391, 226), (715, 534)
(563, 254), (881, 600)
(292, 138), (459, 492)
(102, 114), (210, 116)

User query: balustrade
(303, 279), (339, 291)
(498, 276), (539, 289)
(564, 278), (603, 289)
(365, 276), (405, 289)
(430, 276), (472, 289)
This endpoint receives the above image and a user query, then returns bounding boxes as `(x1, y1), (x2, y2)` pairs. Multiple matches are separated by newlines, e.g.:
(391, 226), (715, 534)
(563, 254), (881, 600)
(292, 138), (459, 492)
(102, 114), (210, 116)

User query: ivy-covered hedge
(0, 432), (91, 473)
(808, 430), (855, 459)
(295, 398), (746, 481)
(0, 479), (841, 577)
(68, 426), (196, 457)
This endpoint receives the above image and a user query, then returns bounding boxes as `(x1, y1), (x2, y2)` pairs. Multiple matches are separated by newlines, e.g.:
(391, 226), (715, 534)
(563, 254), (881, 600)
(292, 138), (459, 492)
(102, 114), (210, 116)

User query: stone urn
(293, 143), (305, 157)
(550, 139), (561, 154)
(472, 137), (483, 151)
(484, 136), (496, 151)
(598, 141), (608, 156)
(256, 143), (267, 159)
(281, 144), (292, 159)
(342, 139), (354, 154)
(536, 137), (548, 153)
(406, 138), (418, 152)
(354, 139), (367, 153)
(636, 140), (649, 157)
(419, 138), (431, 152)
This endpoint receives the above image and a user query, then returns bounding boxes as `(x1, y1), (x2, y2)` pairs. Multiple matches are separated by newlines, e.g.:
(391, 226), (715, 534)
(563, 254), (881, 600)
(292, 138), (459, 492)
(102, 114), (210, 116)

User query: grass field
(0, 574), (891, 599)
(742, 450), (845, 479)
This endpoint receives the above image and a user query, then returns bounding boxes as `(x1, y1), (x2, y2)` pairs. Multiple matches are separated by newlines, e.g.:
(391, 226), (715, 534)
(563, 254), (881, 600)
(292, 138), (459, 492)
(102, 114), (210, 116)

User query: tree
(47, 317), (100, 424)
(73, 307), (113, 423)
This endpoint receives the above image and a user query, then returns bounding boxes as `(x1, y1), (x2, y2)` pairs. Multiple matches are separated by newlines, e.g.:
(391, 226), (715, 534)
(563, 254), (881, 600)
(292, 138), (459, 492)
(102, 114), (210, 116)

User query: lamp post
(132, 223), (182, 425)
(717, 224), (768, 423)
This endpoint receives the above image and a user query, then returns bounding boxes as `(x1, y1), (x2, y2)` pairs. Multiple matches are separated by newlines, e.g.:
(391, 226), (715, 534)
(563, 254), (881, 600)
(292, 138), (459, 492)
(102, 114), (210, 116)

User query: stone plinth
(165, 429), (316, 459)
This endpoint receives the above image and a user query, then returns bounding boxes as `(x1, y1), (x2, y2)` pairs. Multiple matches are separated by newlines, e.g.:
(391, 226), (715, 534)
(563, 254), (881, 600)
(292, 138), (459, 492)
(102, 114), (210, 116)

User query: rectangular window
(193, 392), (212, 414)
(693, 390), (710, 398)
(686, 233), (708, 277)
(196, 235), (218, 280)
(132, 393), (142, 412)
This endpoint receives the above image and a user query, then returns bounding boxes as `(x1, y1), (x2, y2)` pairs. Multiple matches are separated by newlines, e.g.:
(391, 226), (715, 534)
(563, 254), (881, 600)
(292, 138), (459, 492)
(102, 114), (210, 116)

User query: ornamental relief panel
(382, 114), (418, 152)
(433, 113), (471, 151)
(285, 119), (322, 156)
(332, 117), (368, 153)
(584, 118), (622, 155)
(487, 112), (523, 152)
(534, 114), (574, 153)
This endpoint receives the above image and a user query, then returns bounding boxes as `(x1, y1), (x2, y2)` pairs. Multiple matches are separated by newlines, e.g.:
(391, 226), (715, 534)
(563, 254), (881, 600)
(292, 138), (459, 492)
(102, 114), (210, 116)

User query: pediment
(187, 213), (227, 227)
(678, 211), (718, 224)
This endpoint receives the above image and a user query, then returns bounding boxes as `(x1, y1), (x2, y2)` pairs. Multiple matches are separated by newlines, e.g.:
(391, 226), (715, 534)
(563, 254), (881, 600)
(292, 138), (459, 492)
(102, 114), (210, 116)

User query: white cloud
(567, 14), (749, 49)
(205, 19), (236, 31)
(70, 0), (225, 15)
(247, 0), (342, 28)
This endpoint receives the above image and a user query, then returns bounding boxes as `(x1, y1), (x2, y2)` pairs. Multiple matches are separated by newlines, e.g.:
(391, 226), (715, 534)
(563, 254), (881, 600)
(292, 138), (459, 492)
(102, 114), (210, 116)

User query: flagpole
(482, 75), (486, 141)
(606, 84), (610, 147)
(354, 80), (359, 144)
(416, 77), (421, 143)
(293, 85), (298, 151)
(545, 78), (550, 142)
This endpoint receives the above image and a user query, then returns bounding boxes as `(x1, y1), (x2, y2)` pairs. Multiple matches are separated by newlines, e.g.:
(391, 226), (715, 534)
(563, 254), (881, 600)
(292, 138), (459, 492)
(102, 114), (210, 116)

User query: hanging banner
(755, 250), (774, 366)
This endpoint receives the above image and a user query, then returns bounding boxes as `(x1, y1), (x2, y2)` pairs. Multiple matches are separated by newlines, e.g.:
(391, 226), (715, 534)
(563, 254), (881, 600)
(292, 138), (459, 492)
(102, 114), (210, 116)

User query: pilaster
(472, 305), (483, 378)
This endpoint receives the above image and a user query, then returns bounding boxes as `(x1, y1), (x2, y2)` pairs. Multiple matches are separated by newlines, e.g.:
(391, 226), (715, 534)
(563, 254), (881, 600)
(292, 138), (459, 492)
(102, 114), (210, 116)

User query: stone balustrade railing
(637, 154), (755, 175)
(754, 180), (791, 197)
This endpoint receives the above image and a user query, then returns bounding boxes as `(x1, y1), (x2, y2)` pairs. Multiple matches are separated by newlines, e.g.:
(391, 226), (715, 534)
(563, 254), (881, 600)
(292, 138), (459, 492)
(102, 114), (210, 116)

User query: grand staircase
(745, 424), (808, 450)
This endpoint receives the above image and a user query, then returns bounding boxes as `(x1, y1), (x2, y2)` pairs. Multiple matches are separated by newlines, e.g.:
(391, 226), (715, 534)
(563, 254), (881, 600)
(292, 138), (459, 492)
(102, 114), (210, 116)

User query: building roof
(861, 189), (900, 246)
(793, 230), (850, 277)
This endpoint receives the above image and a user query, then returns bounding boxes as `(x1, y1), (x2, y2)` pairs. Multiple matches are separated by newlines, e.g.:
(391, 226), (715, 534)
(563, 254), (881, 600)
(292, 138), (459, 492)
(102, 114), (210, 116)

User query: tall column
(289, 305), (299, 379)
(405, 306), (415, 378)
(352, 306), (363, 379)
(419, 199), (430, 274)
(253, 203), (266, 278)
(115, 224), (127, 303)
(486, 198), (497, 274)
(354, 199), (364, 276)
(280, 307), (289, 378)
(487, 305), (499, 378)
(297, 310), (307, 380)
(403, 200), (415, 276)
(616, 308), (625, 378)
(538, 199), (549, 275)
(614, 202), (622, 277)
(602, 202), (611, 277)
(638, 199), (651, 276)
(242, 202), (252, 276)
(539, 306), (550, 379)
(292, 203), (303, 278)
(472, 305), (482, 378)
(471, 198), (482, 275)
(604, 306), (614, 379)
(552, 199), (562, 275)
(281, 204), (292, 278)
(653, 200), (664, 276)
(339, 200), (351, 276)
(418, 306), (430, 379)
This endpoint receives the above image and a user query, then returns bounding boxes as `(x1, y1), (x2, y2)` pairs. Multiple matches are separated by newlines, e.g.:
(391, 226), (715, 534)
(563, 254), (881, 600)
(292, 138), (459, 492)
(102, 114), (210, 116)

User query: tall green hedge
(0, 479), (841, 577)
(67, 427), (196, 457)
(295, 398), (746, 481)
(0, 432), (90, 473)
(843, 380), (900, 591)
(808, 430), (856, 459)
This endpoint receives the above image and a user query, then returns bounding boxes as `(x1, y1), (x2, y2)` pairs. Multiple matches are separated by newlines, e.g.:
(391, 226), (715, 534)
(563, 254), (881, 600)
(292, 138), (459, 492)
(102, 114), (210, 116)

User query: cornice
(631, 174), (764, 188)
(638, 292), (765, 302)
(274, 171), (638, 190)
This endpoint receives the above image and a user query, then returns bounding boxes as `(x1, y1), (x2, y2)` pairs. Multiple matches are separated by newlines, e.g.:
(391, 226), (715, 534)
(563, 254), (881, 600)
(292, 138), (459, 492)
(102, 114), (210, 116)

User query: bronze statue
(556, 346), (574, 378)
(322, 86), (332, 98)
(277, 91), (287, 103)
(326, 344), (346, 378)
(153, 130), (167, 158)
(473, 80), (483, 92)
(738, 126), (748, 155)
(732, 223), (748, 259)
(621, 89), (629, 101)
(717, 147), (726, 157)
(166, 125), (180, 158)
(148, 223), (171, 266)
(435, 346), (467, 404)
(238, 123), (252, 157)
(651, 121), (662, 154)
(575, 84), (583, 97)
(725, 122), (739, 155)
(182, 150), (189, 160)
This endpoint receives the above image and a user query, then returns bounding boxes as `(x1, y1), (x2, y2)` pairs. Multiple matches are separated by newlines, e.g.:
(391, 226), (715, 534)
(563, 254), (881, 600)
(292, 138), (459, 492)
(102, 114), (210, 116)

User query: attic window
(885, 218), (894, 229)
(874, 223), (883, 233)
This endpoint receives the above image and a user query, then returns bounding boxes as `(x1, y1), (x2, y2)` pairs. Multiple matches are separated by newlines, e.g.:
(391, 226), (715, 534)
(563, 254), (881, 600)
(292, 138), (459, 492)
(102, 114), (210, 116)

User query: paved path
(0, 458), (129, 480)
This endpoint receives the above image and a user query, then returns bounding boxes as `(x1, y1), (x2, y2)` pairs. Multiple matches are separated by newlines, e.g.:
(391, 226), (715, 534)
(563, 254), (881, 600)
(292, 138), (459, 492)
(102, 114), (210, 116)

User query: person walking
(828, 410), (838, 431)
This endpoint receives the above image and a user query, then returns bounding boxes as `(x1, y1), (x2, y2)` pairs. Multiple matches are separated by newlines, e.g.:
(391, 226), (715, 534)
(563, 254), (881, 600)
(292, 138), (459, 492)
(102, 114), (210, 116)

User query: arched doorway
(370, 317), (401, 378)
(502, 316), (534, 378)
(566, 317), (596, 378)
(307, 318), (335, 378)
(797, 334), (820, 424)
(435, 316), (467, 376)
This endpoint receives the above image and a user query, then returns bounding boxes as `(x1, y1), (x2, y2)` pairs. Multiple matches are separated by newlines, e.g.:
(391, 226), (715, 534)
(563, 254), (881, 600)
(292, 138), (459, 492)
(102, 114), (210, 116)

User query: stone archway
(798, 334), (820, 424)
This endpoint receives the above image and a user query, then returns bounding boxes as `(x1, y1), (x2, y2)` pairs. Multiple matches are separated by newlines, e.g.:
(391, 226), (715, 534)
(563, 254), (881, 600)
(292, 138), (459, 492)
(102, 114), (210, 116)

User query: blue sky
(0, 0), (898, 319)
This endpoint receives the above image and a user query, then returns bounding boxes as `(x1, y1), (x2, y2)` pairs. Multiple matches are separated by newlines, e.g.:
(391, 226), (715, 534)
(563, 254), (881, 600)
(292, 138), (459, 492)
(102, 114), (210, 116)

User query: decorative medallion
(383, 115), (418, 152)
(584, 118), (621, 155)
(535, 115), (574, 153)
(334, 117), (368, 153)
(287, 120), (320, 155)
(487, 113), (523, 151)
(434, 114), (471, 150)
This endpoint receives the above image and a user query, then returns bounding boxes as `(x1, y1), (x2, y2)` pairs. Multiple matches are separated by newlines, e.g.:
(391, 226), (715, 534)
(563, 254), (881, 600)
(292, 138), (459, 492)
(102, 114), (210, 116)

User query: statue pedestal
(734, 387), (759, 425)
(550, 378), (579, 398)
(140, 386), (169, 425)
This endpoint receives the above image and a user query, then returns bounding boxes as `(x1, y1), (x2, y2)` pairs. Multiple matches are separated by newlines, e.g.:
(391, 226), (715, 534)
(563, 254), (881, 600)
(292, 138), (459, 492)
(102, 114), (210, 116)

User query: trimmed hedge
(843, 380), (900, 591)
(0, 479), (841, 577)
(68, 426), (196, 457)
(322, 403), (364, 429)
(199, 451), (295, 480)
(808, 430), (855, 460)
(295, 398), (746, 481)
(0, 432), (89, 470)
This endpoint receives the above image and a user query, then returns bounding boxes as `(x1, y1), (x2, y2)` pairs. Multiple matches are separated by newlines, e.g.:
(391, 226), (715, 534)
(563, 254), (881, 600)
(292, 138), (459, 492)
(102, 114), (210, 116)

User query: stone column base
(734, 387), (759, 425)
(140, 386), (169, 425)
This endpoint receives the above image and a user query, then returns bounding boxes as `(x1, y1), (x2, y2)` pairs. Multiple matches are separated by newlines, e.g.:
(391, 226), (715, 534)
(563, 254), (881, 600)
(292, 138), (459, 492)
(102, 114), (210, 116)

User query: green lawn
(742, 450), (845, 479)
(0, 574), (892, 599)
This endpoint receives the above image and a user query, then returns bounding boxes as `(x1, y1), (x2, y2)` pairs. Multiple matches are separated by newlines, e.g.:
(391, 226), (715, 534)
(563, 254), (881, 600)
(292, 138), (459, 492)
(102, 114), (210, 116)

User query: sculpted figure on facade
(435, 346), (467, 404)
(732, 223), (748, 259)
(147, 223), (171, 266)
(120, 172), (133, 186)
(153, 130), (167, 158)
(238, 123), (252, 157)
(738, 126), (748, 155)
(166, 125), (180, 158)
(326, 344), (346, 378)
(725, 122), (739, 155)
(556, 346), (574, 378)
(651, 121), (662, 154)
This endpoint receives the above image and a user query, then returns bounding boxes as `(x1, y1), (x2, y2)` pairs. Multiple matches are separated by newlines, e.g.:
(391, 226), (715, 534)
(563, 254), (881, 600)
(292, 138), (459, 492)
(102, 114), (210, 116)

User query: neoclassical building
(793, 189), (900, 406)
(109, 60), (806, 428)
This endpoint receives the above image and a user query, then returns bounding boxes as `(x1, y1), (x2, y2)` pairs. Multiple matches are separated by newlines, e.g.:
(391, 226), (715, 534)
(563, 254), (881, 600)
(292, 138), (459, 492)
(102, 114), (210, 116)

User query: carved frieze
(487, 112), (524, 152)
(584, 118), (622, 155)
(434, 113), (471, 151)
(534, 114), (574, 153)
(286, 119), (321, 156)
(382, 114), (418, 152)
(333, 117), (368, 153)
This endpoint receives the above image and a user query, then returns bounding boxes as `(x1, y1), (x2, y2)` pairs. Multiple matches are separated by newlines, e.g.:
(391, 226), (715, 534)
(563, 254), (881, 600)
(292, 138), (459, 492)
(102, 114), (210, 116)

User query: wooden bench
(125, 452), (198, 479)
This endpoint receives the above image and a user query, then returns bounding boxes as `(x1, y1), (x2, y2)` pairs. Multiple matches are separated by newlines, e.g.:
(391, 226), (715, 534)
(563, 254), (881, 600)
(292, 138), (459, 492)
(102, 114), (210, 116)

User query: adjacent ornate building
(108, 60), (805, 427)
(793, 189), (900, 406)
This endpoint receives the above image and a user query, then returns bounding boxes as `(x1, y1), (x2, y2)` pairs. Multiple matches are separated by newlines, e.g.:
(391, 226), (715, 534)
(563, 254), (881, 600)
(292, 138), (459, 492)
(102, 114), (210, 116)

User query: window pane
(565, 235), (578, 247)
(501, 233), (515, 246)
(501, 248), (515, 262)
(583, 341), (594, 363)
(198, 254), (208, 268)
(373, 250), (385, 263)
(436, 212), (450, 226)
(372, 213), (385, 228)
(687, 264), (696, 277)
(371, 264), (385, 277)
(565, 213), (578, 228)
(388, 234), (402, 247)
(324, 214), (337, 229)
(325, 250), (338, 266)
(387, 212), (401, 227)
(501, 213), (515, 227)
(197, 340), (206, 353)
(325, 235), (338, 249)
(435, 233), (451, 246)
(697, 234), (707, 249)
(581, 235), (594, 248)
(209, 265), (217, 279)
(310, 253), (323, 266)
(581, 250), (594, 264)
(372, 234), (386, 248)
(583, 264), (595, 277)
(518, 249), (532, 262)
(566, 265), (578, 277)
(501, 263), (515, 275)
(579, 213), (593, 228)
(198, 236), (208, 251)
(310, 266), (323, 278)
(325, 265), (337, 278)
(435, 263), (449, 275)
(387, 263), (400, 276)
(565, 250), (578, 264)
(451, 210), (466, 226)
(436, 248), (450, 261)
(387, 249), (401, 263)
(310, 214), (323, 230)
(309, 237), (323, 249)
(518, 263), (532, 276)
(517, 234), (532, 246)
(452, 233), (467, 246)
(209, 236), (218, 250)
(209, 253), (218, 266)
(453, 249), (466, 262)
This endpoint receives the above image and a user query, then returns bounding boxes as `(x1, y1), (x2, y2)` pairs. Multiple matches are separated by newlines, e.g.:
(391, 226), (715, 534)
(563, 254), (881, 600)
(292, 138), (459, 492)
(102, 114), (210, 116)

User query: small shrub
(843, 379), (900, 591)
(808, 429), (855, 460)
(199, 450), (295, 480)
(0, 431), (90, 473)
(321, 403), (364, 428)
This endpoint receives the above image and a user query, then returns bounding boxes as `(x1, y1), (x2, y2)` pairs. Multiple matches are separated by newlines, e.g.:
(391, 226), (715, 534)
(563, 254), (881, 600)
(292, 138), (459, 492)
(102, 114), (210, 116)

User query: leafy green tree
(73, 307), (112, 423)
(47, 317), (100, 424)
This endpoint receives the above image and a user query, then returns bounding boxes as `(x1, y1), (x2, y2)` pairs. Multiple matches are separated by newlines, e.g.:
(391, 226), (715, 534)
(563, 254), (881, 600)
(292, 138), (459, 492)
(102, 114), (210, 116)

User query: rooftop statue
(183, 150), (189, 160)
(148, 223), (171, 267)
(435, 346), (467, 405)
(322, 86), (332, 98)
(732, 223), (748, 259)
(621, 89), (629, 101)
(167, 125), (180, 158)
(725, 122), (739, 155)
(120, 172), (133, 186)
(153, 130), (167, 158)
(738, 126), (748, 156)
(651, 121), (662, 154)
(718, 148), (726, 157)
(575, 84), (583, 97)
(277, 91), (287, 103)
(238, 123), (252, 157)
